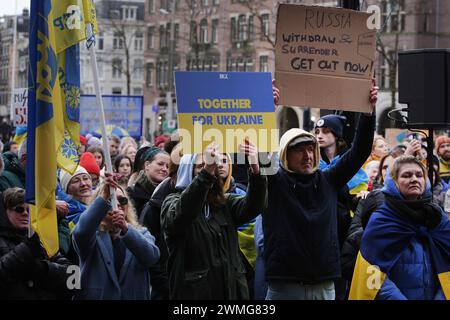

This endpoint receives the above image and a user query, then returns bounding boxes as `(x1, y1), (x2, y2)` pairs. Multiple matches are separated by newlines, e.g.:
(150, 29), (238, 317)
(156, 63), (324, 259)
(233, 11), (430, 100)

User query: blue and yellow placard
(175, 72), (279, 154)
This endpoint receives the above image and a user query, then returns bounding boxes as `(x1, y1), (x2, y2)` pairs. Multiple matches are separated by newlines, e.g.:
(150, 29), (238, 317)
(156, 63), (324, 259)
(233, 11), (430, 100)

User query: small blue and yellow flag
(26, 0), (96, 256)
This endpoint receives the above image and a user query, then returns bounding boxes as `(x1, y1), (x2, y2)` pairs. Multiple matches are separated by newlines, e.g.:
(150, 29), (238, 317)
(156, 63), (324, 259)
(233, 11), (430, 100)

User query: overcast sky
(0, 0), (30, 16)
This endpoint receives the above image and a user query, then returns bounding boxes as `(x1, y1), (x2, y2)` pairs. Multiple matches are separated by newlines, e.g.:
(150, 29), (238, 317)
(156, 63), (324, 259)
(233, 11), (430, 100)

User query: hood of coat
(2, 151), (25, 177)
(279, 128), (320, 174)
(175, 154), (199, 190)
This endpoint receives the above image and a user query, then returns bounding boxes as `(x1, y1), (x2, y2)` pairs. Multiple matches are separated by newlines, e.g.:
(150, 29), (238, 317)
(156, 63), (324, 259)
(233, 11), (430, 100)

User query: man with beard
(435, 135), (450, 183)
(160, 141), (267, 299)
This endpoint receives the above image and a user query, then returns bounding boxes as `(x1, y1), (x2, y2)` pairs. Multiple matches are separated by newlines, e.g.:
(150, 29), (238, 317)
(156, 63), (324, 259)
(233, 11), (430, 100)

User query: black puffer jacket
(127, 171), (157, 218)
(340, 189), (385, 281)
(0, 194), (73, 299)
(140, 177), (176, 300)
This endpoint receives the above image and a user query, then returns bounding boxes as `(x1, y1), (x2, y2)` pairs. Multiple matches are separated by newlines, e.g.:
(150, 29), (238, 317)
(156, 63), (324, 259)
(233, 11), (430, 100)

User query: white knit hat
(60, 166), (89, 193)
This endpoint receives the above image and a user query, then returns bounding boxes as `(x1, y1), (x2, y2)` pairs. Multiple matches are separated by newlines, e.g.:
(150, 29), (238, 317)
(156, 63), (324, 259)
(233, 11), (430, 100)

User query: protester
(3, 141), (19, 154)
(119, 136), (138, 154)
(87, 146), (106, 172)
(262, 84), (377, 300)
(128, 146), (151, 187)
(59, 166), (93, 229)
(113, 155), (133, 188)
(127, 146), (169, 218)
(364, 136), (389, 167)
(79, 135), (88, 154)
(109, 135), (121, 163)
(349, 156), (450, 300)
(154, 135), (168, 149)
(79, 152), (101, 188)
(72, 174), (160, 300)
(435, 135), (450, 183)
(161, 140), (267, 299)
(139, 143), (182, 300)
(0, 141), (27, 191)
(121, 144), (137, 164)
(0, 188), (73, 299)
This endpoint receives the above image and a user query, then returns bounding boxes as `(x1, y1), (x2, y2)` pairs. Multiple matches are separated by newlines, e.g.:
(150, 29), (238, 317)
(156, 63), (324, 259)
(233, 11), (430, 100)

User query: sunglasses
(12, 206), (28, 213)
(117, 196), (128, 206)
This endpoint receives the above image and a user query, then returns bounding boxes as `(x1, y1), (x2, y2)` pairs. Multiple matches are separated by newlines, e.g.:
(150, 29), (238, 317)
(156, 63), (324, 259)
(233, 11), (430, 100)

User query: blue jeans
(265, 280), (335, 300)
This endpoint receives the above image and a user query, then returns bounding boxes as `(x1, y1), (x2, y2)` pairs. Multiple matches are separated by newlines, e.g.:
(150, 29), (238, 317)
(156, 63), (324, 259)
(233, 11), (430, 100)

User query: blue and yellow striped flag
(26, 0), (96, 256)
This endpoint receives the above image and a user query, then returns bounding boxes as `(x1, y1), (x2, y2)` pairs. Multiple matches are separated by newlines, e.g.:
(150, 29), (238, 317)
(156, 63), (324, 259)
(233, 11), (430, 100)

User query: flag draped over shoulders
(26, 0), (95, 256)
(349, 207), (450, 300)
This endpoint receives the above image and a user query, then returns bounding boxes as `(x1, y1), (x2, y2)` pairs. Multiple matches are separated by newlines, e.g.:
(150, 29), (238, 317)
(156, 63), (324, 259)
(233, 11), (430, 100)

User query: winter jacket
(127, 171), (157, 218)
(340, 189), (385, 281)
(161, 154), (267, 300)
(263, 114), (375, 284)
(0, 194), (73, 299)
(353, 173), (449, 300)
(72, 196), (160, 300)
(140, 177), (175, 300)
(0, 152), (25, 191)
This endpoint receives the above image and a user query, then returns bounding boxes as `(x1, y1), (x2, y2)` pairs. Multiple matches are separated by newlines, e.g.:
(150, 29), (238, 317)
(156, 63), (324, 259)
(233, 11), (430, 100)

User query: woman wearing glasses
(72, 173), (160, 300)
(0, 188), (73, 299)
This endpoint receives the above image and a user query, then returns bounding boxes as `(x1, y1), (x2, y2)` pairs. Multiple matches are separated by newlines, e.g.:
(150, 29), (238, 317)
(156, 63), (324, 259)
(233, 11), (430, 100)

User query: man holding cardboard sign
(262, 80), (378, 300)
(275, 4), (376, 112)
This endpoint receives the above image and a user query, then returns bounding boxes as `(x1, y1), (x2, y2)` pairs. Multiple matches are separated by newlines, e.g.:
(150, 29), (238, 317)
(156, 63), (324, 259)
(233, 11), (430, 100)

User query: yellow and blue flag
(26, 0), (95, 256)
(13, 126), (27, 147)
(349, 206), (450, 300)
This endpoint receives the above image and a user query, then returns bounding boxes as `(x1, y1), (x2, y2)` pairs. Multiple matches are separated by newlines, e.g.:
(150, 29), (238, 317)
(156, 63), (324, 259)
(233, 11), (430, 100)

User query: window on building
(212, 19), (219, 44)
(112, 87), (122, 95)
(122, 6), (137, 20)
(174, 23), (179, 48)
(379, 51), (393, 90)
(112, 59), (122, 79)
(149, 0), (155, 13)
(203, 0), (209, 6)
(213, 0), (219, 5)
(260, 55), (268, 72)
(382, 0), (406, 32)
(146, 62), (154, 87)
(200, 19), (208, 43)
(113, 32), (124, 49)
(190, 21), (197, 45)
(261, 14), (269, 40)
(97, 32), (104, 50)
(238, 15), (247, 41)
(248, 15), (254, 41)
(160, 25), (167, 48)
(147, 26), (155, 49)
(230, 17), (237, 42)
(134, 32), (143, 51)
(134, 59), (144, 80)
(133, 88), (142, 95)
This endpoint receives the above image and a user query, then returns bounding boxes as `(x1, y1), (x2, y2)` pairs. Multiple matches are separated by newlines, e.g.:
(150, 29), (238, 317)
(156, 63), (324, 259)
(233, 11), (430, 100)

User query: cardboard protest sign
(275, 4), (377, 112)
(175, 71), (279, 154)
(13, 88), (28, 126)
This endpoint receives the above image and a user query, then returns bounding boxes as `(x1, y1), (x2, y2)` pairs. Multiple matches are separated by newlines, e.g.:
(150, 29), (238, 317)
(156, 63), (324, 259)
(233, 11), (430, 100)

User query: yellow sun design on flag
(66, 85), (80, 110)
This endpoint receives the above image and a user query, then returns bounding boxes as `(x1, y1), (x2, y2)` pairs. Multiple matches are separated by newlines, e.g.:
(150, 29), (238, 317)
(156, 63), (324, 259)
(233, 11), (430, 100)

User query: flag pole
(86, 24), (117, 209)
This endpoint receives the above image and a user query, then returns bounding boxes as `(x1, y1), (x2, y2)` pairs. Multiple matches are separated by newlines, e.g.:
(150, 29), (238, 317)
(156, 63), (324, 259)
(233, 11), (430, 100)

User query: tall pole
(166, 0), (176, 124)
(86, 24), (118, 209)
(10, 1), (18, 122)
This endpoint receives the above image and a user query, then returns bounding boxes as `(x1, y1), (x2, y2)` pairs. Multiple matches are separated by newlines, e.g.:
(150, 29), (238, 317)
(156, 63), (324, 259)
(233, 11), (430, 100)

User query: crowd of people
(0, 81), (449, 300)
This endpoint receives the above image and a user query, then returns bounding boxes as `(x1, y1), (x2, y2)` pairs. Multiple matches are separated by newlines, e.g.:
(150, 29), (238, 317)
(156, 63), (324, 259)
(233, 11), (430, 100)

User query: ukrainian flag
(320, 156), (368, 195)
(13, 125), (27, 146)
(349, 207), (450, 300)
(26, 0), (95, 256)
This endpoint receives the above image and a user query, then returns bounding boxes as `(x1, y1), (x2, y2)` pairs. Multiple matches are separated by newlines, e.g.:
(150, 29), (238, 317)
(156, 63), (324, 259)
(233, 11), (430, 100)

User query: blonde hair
(90, 183), (142, 233)
(390, 155), (427, 184)
(372, 136), (387, 152)
(121, 144), (137, 157)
